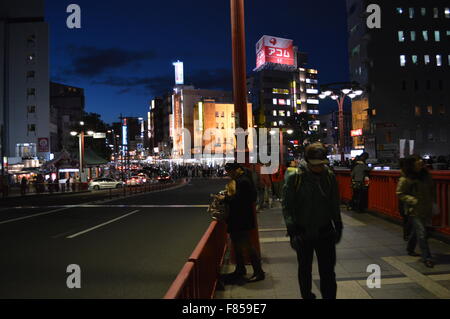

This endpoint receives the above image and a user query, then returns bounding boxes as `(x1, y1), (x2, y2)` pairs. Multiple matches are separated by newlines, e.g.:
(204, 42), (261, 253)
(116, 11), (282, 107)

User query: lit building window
(279, 111), (286, 117)
(422, 30), (429, 41)
(286, 99), (291, 106)
(273, 110), (277, 116)
(409, 8), (414, 19)
(435, 31), (441, 41)
(434, 8), (439, 18)
(279, 121), (284, 126)
(26, 70), (35, 79)
(421, 8), (426, 16)
(398, 31), (405, 42)
(436, 55), (442, 66)
(427, 106), (433, 115)
(27, 88), (36, 96)
(400, 55), (406, 67)
(415, 106), (421, 117)
(287, 111), (291, 117)
(273, 122), (277, 127)
(448, 55), (450, 65)
(424, 55), (430, 65)
(410, 31), (416, 41)
(272, 98), (277, 105)
(27, 124), (36, 132)
(412, 55), (418, 65)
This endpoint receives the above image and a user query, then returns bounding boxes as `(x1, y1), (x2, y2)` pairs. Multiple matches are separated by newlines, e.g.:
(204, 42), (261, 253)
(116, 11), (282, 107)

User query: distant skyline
(46, 0), (350, 123)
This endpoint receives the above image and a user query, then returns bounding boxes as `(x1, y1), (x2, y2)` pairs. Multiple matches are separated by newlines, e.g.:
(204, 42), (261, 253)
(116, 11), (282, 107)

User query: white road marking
(383, 256), (450, 299)
(66, 210), (140, 239)
(0, 208), (69, 225)
(259, 228), (286, 232)
(4, 204), (209, 209)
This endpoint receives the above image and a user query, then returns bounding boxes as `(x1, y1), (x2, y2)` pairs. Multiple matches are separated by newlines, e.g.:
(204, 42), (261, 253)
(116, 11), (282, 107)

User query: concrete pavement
(215, 205), (450, 299)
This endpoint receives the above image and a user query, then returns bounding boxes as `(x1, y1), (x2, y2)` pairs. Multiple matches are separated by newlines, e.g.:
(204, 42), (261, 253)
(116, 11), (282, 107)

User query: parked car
(89, 178), (123, 190)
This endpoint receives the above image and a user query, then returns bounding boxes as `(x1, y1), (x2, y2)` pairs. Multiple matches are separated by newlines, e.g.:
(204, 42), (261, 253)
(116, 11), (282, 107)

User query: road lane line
(4, 204), (210, 209)
(66, 210), (140, 239)
(0, 208), (69, 225)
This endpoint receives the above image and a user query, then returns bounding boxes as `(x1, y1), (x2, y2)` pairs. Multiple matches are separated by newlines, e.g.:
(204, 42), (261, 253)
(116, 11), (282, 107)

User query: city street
(0, 179), (226, 298)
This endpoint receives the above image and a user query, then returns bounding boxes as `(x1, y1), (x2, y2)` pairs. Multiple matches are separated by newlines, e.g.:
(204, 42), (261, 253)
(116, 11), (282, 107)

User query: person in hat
(220, 162), (265, 284)
(282, 143), (343, 299)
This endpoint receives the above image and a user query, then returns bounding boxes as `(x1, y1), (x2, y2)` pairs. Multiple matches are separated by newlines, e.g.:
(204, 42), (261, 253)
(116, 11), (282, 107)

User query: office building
(0, 0), (51, 163)
(346, 0), (450, 159)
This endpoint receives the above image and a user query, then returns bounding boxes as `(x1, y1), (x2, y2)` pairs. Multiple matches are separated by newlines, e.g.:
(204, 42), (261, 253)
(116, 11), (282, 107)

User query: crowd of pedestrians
(215, 143), (440, 299)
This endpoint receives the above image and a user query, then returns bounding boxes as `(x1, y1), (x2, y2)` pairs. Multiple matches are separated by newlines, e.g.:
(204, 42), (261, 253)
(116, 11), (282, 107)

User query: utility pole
(230, 0), (249, 163)
(230, 0), (261, 259)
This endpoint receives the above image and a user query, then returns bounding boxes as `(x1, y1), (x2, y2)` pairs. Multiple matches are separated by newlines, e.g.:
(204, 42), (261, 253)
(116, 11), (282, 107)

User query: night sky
(46, 0), (350, 124)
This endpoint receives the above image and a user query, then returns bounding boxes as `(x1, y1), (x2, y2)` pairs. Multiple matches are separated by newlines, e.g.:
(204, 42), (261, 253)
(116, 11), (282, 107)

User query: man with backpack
(282, 143), (343, 299)
(220, 162), (265, 284)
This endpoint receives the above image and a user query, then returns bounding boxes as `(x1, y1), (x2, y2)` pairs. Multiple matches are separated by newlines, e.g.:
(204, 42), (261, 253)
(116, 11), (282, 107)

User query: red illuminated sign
(37, 138), (49, 152)
(351, 129), (363, 137)
(256, 35), (295, 68)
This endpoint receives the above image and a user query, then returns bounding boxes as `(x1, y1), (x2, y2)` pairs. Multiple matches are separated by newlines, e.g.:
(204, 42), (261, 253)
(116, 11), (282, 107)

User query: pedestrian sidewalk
(214, 204), (450, 299)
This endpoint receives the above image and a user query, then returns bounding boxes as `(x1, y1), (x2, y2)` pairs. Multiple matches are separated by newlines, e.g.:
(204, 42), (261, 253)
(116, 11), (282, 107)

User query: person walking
(282, 143), (343, 299)
(20, 176), (28, 196)
(396, 155), (436, 268)
(220, 163), (265, 284)
(350, 152), (371, 212)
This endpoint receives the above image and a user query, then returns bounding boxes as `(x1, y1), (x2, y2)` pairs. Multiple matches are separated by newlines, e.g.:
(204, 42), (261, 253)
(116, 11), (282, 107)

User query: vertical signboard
(173, 61), (184, 85)
(256, 35), (295, 68)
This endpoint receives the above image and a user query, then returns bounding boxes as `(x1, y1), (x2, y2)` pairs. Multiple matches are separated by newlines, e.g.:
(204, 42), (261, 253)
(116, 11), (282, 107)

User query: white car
(89, 178), (123, 190)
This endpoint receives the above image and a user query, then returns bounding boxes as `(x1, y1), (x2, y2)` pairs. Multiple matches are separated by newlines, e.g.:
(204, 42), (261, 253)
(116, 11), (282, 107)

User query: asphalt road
(0, 178), (227, 299)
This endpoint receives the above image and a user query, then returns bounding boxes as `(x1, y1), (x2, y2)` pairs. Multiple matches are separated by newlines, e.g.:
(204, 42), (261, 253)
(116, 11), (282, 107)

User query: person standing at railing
(218, 163), (265, 284)
(396, 155), (436, 268)
(350, 152), (371, 213)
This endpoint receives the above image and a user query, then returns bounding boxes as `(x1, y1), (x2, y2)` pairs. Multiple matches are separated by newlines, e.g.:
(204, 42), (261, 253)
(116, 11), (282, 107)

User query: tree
(285, 111), (321, 158)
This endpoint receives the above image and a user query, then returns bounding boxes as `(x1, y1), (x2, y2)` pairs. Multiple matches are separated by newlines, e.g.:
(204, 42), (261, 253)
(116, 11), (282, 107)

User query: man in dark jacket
(282, 143), (343, 299)
(351, 152), (371, 212)
(222, 163), (265, 283)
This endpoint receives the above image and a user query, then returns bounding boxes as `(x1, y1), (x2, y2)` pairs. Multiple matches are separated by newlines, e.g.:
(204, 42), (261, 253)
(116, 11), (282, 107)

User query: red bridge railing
(164, 220), (228, 299)
(335, 169), (450, 236)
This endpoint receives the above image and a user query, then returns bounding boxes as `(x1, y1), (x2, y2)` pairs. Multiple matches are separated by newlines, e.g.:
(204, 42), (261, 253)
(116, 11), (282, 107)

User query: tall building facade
(249, 36), (320, 133)
(0, 0), (50, 162)
(347, 0), (450, 160)
(170, 87), (232, 158)
(50, 82), (85, 153)
(192, 99), (253, 157)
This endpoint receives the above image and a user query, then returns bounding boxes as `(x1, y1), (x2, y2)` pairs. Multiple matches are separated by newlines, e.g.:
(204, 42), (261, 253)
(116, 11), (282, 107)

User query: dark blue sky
(46, 0), (350, 123)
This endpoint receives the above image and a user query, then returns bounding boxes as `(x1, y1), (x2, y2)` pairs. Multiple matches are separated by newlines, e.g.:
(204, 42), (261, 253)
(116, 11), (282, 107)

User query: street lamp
(70, 128), (100, 182)
(319, 82), (364, 163)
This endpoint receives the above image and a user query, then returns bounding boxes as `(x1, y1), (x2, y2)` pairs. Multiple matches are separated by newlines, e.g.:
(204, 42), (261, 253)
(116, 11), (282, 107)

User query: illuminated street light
(79, 121), (85, 126)
(319, 82), (364, 162)
(341, 89), (352, 95)
(286, 129), (294, 135)
(70, 131), (78, 136)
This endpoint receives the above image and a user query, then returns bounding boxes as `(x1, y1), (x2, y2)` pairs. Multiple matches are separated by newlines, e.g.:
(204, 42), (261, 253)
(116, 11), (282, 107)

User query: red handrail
(163, 220), (228, 299)
(335, 169), (450, 235)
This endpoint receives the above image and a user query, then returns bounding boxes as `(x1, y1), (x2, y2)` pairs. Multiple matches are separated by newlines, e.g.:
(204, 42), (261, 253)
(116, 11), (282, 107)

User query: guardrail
(335, 169), (450, 236)
(164, 220), (228, 299)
